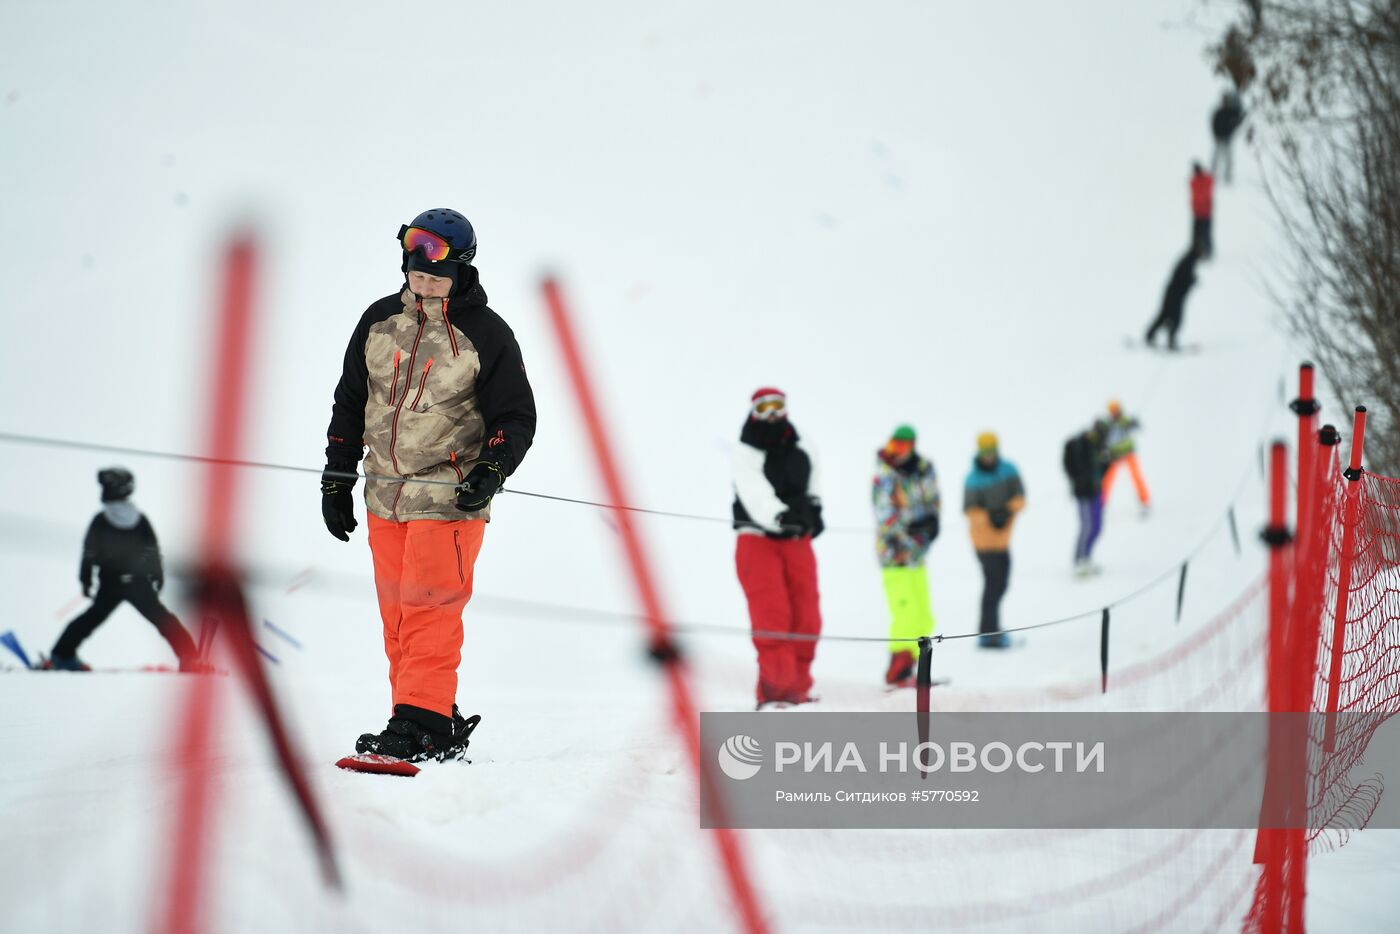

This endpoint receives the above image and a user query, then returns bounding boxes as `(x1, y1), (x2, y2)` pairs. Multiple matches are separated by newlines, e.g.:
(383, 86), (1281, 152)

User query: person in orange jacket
(1190, 162), (1214, 260)
(1101, 399), (1151, 515)
(962, 432), (1025, 649)
(322, 208), (536, 762)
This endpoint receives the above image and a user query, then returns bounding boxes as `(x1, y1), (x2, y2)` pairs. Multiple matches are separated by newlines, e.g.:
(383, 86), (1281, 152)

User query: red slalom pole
(158, 235), (342, 934)
(157, 234), (257, 934)
(541, 277), (768, 934)
(1323, 406), (1368, 753)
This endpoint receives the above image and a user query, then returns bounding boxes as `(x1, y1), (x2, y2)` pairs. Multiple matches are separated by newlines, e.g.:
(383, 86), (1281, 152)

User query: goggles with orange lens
(399, 225), (475, 264)
(884, 439), (914, 457)
(752, 397), (787, 420)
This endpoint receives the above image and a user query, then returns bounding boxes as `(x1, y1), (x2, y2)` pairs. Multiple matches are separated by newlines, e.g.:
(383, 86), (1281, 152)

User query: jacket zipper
(388, 306), (427, 476)
(452, 529), (465, 585)
(388, 349), (401, 406)
(448, 451), (463, 482)
(409, 357), (434, 411)
(441, 297), (459, 357)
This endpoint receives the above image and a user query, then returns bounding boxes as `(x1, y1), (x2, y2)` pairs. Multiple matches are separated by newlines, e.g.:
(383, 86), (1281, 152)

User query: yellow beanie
(976, 431), (998, 453)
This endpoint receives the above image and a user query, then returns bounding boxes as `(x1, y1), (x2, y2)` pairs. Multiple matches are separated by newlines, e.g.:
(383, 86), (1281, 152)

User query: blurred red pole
(541, 277), (768, 934)
(156, 234), (257, 934)
(1290, 364), (1318, 607)
(1323, 407), (1367, 753)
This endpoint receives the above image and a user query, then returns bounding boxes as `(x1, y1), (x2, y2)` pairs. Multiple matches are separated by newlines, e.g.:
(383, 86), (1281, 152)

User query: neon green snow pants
(882, 566), (935, 652)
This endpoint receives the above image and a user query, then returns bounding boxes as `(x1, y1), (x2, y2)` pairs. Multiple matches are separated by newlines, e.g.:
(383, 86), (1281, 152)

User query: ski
(0, 631), (32, 668)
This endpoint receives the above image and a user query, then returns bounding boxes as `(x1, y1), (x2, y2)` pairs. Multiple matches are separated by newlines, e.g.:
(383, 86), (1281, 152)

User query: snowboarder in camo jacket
(322, 208), (536, 762)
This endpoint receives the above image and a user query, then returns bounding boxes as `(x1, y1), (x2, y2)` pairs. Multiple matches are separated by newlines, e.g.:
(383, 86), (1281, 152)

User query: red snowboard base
(336, 753), (421, 777)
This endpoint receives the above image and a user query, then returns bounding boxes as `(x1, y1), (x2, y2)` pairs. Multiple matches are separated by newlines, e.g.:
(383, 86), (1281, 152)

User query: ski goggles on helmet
(751, 397), (787, 420)
(399, 225), (474, 263)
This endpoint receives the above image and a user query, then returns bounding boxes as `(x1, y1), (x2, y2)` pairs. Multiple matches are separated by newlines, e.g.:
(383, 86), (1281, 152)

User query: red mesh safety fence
(1244, 429), (1400, 931)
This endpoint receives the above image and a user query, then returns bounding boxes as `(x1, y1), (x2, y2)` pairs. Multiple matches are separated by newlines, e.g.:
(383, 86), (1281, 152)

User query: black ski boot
(356, 704), (458, 762)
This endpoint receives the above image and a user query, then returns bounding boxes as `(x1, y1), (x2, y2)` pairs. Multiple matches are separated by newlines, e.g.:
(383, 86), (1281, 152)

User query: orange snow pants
(1102, 453), (1151, 507)
(367, 513), (485, 718)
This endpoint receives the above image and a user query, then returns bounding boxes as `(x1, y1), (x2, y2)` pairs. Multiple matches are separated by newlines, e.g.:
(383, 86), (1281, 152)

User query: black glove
(321, 460), (359, 542)
(80, 574), (92, 599)
(909, 514), (940, 542)
(152, 571), (165, 593)
(810, 505), (826, 540)
(988, 507), (1012, 530)
(455, 462), (506, 512)
(776, 509), (813, 538)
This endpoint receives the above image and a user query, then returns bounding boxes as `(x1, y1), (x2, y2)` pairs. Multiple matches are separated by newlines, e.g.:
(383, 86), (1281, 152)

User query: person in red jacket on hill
(1190, 162), (1214, 260)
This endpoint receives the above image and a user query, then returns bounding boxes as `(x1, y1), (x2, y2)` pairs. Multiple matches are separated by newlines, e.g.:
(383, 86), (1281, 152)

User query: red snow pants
(735, 534), (822, 704)
(367, 513), (485, 718)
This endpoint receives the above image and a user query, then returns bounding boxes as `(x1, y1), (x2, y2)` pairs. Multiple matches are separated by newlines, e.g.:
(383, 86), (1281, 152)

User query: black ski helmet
(97, 467), (134, 502)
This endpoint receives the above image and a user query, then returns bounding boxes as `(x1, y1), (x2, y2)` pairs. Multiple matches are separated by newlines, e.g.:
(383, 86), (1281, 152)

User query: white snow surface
(2, 1), (1397, 931)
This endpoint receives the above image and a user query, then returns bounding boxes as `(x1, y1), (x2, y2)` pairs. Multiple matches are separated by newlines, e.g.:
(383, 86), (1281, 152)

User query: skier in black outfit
(45, 468), (198, 671)
(1145, 248), (1199, 351)
(1210, 90), (1245, 184)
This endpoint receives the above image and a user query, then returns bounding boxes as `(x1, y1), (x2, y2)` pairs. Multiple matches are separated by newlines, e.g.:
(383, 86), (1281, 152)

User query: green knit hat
(892, 424), (916, 442)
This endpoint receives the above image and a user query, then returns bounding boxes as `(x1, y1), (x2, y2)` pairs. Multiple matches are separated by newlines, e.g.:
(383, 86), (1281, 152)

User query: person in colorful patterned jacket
(322, 208), (536, 762)
(44, 468), (199, 671)
(963, 432), (1025, 649)
(732, 387), (824, 709)
(1101, 399), (1151, 515)
(872, 425), (940, 686)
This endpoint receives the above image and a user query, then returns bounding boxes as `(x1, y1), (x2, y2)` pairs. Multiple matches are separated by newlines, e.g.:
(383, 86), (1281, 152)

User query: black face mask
(743, 417), (794, 450)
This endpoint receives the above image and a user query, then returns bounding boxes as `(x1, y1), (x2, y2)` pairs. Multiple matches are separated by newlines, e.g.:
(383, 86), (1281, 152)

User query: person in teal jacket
(872, 425), (940, 685)
(962, 432), (1025, 649)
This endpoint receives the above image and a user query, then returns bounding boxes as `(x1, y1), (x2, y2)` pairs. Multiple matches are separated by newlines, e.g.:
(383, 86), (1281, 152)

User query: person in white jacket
(731, 387), (824, 708)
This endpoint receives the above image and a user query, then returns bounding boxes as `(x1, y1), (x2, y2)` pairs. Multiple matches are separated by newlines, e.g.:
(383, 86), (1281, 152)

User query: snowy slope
(1, 1), (1396, 931)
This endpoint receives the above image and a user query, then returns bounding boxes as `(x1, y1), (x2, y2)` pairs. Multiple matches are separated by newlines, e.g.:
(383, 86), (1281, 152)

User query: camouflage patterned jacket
(325, 267), (536, 522)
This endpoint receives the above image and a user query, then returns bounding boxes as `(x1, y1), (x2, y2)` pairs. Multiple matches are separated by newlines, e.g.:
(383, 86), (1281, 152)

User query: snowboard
(885, 676), (952, 692)
(336, 753), (422, 777)
(337, 713), (481, 776)
(1122, 335), (1202, 354)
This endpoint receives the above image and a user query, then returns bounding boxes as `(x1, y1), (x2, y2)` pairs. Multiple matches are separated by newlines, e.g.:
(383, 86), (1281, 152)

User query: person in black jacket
(1145, 247), (1200, 351)
(1210, 90), (1245, 184)
(45, 468), (198, 671)
(1063, 421), (1109, 577)
(323, 208), (536, 763)
(732, 387), (824, 708)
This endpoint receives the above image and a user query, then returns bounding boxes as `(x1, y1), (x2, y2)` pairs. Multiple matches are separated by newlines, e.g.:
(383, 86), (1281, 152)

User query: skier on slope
(322, 208), (536, 762)
(732, 387), (824, 709)
(872, 425), (940, 686)
(1144, 247), (1200, 351)
(43, 468), (200, 671)
(1063, 420), (1110, 577)
(1189, 162), (1215, 260)
(1101, 399), (1151, 515)
(1210, 90), (1245, 184)
(963, 432), (1025, 649)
